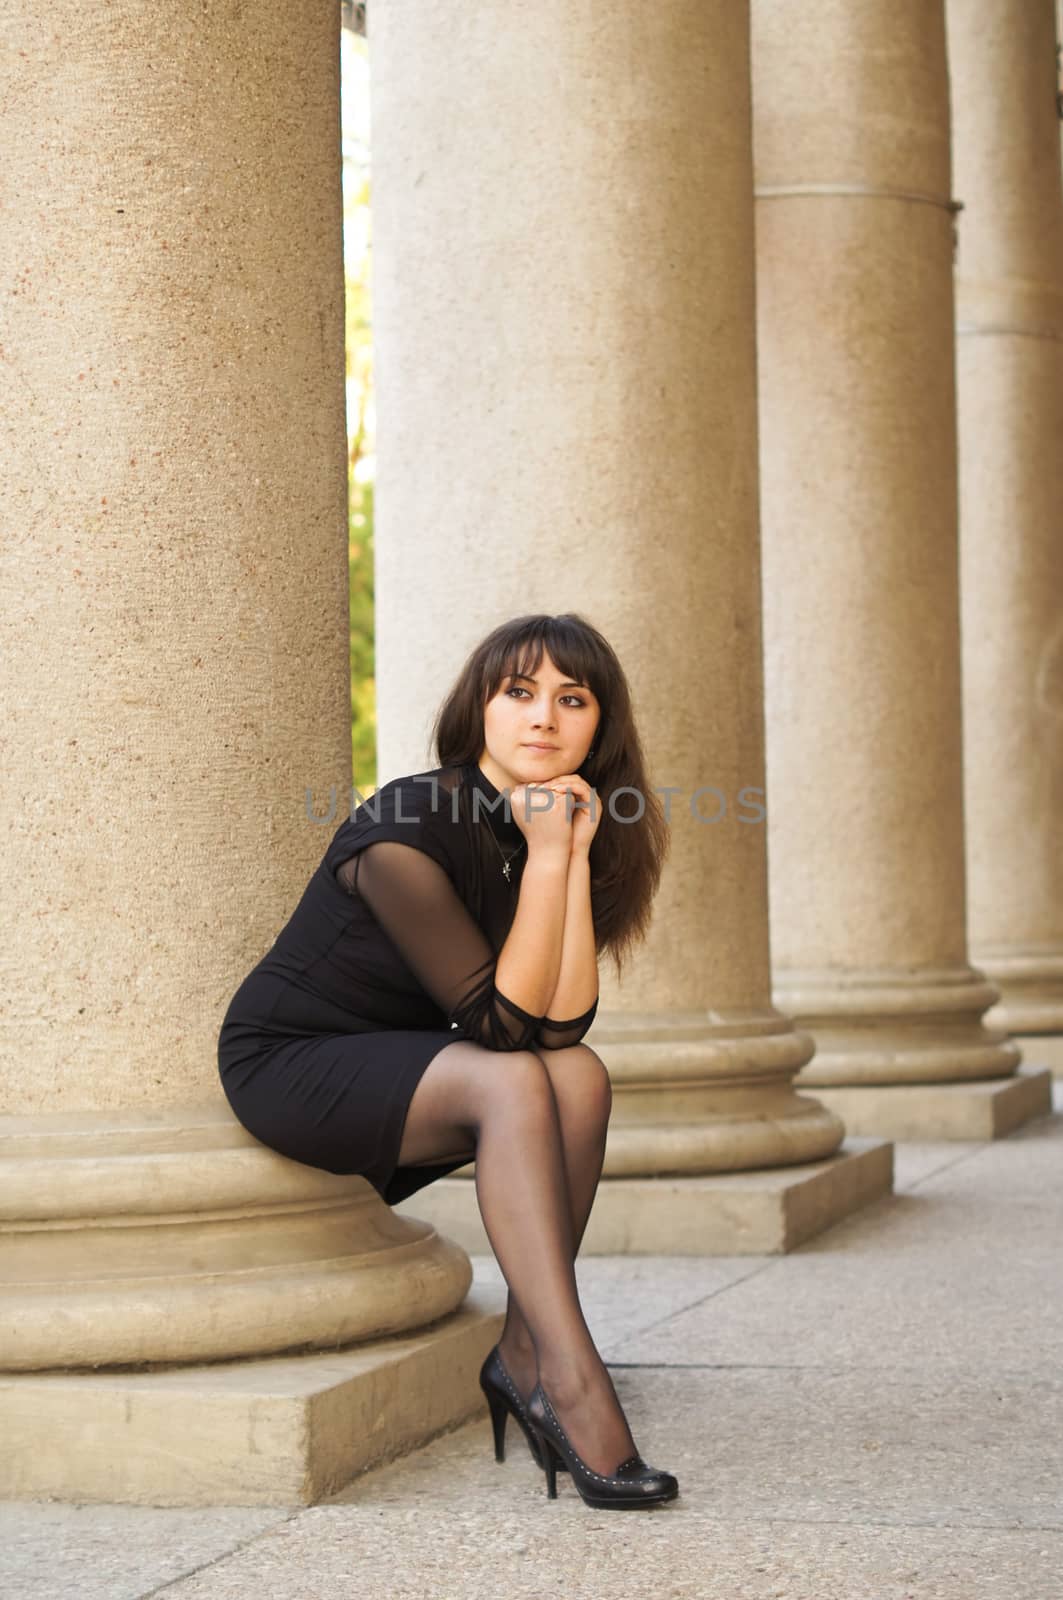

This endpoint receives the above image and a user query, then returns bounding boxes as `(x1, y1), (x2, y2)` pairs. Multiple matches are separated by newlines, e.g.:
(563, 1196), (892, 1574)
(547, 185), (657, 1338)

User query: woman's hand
(509, 780), (576, 858)
(538, 773), (601, 857)
(510, 774), (601, 858)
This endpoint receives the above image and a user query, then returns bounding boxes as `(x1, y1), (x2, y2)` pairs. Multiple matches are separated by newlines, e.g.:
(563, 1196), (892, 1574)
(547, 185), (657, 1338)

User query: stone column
(948, 0), (1063, 1080)
(0, 2), (475, 1505)
(370, 0), (891, 1255)
(751, 0), (1050, 1138)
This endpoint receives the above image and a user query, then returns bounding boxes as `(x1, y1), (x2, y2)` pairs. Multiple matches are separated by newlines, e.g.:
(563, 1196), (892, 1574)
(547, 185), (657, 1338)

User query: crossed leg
(402, 1045), (611, 1403)
(395, 1035), (631, 1474)
(494, 1042), (612, 1401)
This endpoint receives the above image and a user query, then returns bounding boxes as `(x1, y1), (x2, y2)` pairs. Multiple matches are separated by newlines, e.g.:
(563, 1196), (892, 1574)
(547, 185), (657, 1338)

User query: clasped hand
(509, 773), (601, 856)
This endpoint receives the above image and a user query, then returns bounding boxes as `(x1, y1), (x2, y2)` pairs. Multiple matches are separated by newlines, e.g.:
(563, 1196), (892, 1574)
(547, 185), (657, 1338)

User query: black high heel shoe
(526, 1380), (679, 1509)
(478, 1345), (568, 1473)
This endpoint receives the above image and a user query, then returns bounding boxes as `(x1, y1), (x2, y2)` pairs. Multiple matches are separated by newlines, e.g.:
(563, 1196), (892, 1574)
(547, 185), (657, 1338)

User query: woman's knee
(540, 1042), (612, 1121)
(471, 1044), (558, 1124)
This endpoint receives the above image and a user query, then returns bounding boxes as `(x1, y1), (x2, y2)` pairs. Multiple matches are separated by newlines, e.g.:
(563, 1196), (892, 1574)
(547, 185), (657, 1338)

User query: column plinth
(0, 1106), (471, 1373)
(774, 967), (1018, 1087)
(591, 1012), (842, 1171)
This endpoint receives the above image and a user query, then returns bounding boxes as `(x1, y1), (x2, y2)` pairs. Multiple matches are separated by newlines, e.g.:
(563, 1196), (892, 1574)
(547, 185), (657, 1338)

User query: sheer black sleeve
(533, 997), (599, 1050)
(350, 841), (545, 1052)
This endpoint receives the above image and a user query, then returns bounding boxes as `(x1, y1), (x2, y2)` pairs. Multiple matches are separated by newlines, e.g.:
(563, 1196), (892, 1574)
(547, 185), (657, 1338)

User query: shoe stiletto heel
(525, 1380), (679, 1510)
(483, 1381), (513, 1462)
(531, 1424), (563, 1499)
(478, 1345), (568, 1474)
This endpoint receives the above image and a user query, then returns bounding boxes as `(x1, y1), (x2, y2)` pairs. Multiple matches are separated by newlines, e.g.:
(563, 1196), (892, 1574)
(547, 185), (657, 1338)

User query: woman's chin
(514, 755), (568, 783)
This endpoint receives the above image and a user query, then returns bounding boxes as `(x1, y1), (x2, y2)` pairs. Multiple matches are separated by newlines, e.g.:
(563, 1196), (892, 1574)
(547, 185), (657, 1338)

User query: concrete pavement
(3, 1084), (1061, 1600)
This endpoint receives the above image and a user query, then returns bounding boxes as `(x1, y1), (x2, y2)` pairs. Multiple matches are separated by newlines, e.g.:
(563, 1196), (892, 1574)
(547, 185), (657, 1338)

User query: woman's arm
(352, 837), (571, 1052)
(535, 850), (600, 1047)
(492, 847), (572, 1018)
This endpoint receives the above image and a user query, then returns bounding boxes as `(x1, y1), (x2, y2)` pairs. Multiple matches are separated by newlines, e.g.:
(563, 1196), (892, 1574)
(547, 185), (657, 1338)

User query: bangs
(489, 619), (601, 699)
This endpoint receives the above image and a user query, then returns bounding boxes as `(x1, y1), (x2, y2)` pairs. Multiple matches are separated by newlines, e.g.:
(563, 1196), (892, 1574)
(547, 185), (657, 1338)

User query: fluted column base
(0, 1104), (472, 1372)
(588, 1010), (846, 1170)
(959, 908), (1063, 1095)
(775, 963), (1053, 1136)
(1009, 1035), (1063, 1082)
(0, 1103), (493, 1504)
(976, 947), (1063, 1039)
(779, 964), (1018, 1084)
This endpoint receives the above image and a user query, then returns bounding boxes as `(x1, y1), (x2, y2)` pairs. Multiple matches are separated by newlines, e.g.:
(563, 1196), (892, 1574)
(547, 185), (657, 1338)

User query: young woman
(217, 612), (677, 1510)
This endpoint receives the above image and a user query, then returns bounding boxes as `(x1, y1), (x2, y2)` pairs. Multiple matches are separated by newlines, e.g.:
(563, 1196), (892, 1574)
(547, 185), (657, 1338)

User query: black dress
(217, 760), (598, 1206)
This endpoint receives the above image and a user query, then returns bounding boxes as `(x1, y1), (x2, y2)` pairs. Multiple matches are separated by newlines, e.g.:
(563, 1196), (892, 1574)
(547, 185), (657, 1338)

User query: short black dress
(217, 760), (598, 1206)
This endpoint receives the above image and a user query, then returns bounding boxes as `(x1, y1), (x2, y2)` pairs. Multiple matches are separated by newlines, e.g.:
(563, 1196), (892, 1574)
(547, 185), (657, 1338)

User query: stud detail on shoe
(537, 1391), (654, 1485)
(495, 1358), (525, 1412)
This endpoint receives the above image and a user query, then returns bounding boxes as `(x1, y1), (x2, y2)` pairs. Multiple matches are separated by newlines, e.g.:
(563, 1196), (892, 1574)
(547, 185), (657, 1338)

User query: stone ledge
(807, 1063), (1053, 1139)
(0, 1287), (505, 1508)
(395, 1137), (894, 1255)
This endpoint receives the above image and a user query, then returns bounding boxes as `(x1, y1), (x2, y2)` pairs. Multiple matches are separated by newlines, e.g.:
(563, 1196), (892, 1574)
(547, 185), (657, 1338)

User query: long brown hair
(430, 613), (670, 980)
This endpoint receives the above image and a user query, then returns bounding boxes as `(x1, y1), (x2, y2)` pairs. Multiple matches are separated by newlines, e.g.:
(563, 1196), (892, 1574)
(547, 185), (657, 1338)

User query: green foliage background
(343, 31), (376, 794)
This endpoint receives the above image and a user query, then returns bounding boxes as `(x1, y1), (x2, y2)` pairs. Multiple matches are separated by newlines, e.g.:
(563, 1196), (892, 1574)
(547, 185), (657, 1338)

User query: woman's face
(479, 649), (601, 791)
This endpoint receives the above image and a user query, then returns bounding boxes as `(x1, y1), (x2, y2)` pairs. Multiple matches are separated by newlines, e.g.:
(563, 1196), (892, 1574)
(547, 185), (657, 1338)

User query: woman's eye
(505, 687), (585, 706)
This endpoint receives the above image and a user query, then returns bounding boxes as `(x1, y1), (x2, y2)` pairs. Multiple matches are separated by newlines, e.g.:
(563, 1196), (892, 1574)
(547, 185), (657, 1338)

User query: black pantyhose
(398, 1035), (638, 1480)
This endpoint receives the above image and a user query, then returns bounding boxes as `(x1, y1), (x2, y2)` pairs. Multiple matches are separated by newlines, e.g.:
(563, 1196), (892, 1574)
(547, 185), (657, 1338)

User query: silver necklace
(467, 763), (527, 881)
(484, 820), (526, 883)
